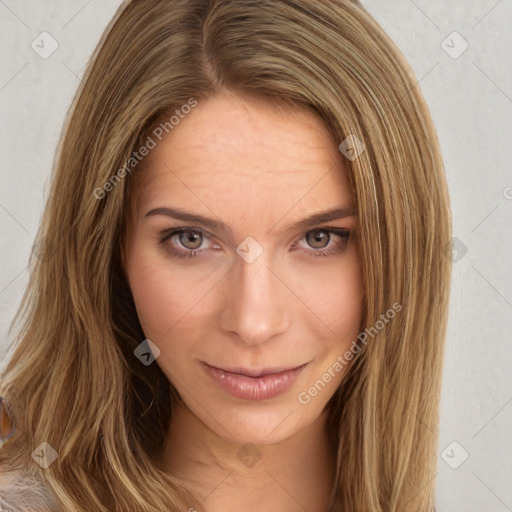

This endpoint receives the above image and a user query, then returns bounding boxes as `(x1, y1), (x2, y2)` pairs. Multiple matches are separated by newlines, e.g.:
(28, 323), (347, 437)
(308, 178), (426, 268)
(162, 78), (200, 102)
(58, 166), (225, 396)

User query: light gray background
(0, 1), (511, 511)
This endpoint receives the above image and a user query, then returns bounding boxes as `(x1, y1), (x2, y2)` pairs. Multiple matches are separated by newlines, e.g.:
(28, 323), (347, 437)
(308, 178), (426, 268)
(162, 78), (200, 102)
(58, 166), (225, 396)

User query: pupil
(308, 231), (329, 249)
(181, 231), (202, 249)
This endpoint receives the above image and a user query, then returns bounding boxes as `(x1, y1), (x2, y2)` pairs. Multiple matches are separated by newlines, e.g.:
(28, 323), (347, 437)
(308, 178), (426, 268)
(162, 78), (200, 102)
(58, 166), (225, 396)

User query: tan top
(0, 468), (60, 511)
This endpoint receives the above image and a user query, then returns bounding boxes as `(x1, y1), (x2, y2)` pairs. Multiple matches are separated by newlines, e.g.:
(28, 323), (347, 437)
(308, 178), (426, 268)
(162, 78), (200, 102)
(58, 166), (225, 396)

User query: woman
(0, 0), (452, 510)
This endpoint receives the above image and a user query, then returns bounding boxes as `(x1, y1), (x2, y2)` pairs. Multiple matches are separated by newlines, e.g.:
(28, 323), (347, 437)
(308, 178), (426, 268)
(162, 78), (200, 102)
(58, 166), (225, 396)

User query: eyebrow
(145, 206), (356, 236)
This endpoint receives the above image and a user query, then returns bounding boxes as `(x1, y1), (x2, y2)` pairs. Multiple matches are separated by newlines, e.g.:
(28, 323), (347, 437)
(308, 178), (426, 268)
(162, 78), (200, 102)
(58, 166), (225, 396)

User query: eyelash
(157, 227), (350, 260)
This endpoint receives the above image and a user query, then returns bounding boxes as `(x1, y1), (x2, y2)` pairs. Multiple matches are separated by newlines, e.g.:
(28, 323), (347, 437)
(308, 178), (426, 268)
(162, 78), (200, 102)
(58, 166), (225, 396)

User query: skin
(122, 90), (363, 512)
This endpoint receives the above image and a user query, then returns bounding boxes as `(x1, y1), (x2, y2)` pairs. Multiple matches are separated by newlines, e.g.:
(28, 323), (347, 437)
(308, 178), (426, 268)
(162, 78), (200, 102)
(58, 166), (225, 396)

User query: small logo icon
(503, 186), (512, 200)
(446, 236), (468, 263)
(338, 134), (365, 161)
(31, 32), (59, 59)
(134, 339), (161, 366)
(237, 443), (262, 468)
(441, 31), (469, 59)
(31, 442), (58, 468)
(441, 441), (469, 469)
(236, 236), (264, 263)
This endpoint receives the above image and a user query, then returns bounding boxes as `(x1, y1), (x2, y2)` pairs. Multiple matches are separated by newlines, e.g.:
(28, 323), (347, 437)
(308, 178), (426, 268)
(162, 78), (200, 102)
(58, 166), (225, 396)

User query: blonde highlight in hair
(0, 0), (451, 510)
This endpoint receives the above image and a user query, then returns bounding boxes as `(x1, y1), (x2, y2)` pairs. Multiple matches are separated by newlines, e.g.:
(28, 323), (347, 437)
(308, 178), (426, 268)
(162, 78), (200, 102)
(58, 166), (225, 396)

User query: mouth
(202, 362), (309, 400)
(207, 363), (308, 378)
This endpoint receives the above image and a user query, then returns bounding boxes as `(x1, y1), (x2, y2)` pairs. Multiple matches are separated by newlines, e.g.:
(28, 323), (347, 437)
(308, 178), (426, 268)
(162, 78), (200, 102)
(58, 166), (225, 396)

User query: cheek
(125, 237), (363, 349)
(327, 271), (362, 337)
(124, 248), (209, 341)
(298, 252), (363, 341)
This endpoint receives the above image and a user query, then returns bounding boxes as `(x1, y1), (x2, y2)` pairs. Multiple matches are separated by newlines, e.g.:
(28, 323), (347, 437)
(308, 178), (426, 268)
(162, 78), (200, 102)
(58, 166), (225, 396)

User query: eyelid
(292, 227), (350, 252)
(159, 226), (213, 240)
(158, 225), (350, 257)
(159, 226), (216, 247)
(158, 225), (348, 242)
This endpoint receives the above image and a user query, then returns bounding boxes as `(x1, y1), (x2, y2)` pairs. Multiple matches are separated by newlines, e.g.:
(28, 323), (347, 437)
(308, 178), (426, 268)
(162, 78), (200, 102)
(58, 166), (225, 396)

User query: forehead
(133, 92), (353, 224)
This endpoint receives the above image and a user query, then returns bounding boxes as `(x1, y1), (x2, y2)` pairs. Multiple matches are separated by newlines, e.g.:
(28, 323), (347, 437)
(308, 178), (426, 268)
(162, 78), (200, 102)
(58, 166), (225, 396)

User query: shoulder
(0, 468), (60, 511)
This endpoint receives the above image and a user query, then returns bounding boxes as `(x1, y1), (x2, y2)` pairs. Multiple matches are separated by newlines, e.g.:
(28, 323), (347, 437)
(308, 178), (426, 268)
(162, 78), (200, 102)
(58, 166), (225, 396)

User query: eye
(158, 228), (215, 258)
(305, 230), (330, 249)
(157, 227), (351, 260)
(177, 230), (203, 250)
(294, 228), (350, 258)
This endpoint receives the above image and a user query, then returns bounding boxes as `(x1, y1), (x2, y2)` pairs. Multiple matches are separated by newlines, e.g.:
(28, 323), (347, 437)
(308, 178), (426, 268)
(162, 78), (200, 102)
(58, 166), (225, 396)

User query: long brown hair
(0, 0), (452, 510)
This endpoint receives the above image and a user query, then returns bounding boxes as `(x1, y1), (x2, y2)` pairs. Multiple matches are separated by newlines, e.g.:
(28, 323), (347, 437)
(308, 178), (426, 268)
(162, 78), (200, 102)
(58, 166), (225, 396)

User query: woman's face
(123, 92), (363, 445)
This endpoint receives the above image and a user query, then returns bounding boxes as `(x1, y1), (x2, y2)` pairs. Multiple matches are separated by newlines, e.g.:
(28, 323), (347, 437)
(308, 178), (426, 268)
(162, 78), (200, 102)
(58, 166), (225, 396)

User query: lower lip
(203, 363), (307, 400)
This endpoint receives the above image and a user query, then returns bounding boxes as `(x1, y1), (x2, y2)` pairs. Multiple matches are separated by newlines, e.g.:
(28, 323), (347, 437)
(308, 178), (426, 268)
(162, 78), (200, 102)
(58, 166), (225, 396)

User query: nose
(220, 249), (290, 346)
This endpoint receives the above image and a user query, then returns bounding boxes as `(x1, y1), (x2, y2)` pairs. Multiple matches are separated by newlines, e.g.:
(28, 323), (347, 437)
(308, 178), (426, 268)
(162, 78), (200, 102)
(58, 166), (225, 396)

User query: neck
(157, 400), (336, 512)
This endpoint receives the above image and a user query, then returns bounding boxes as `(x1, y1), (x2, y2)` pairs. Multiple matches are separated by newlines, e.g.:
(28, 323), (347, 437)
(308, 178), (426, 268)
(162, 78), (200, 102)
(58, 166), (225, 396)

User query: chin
(200, 398), (317, 446)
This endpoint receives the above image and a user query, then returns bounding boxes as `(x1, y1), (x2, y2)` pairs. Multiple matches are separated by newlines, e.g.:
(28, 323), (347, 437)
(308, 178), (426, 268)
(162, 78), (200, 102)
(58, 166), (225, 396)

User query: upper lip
(205, 362), (307, 378)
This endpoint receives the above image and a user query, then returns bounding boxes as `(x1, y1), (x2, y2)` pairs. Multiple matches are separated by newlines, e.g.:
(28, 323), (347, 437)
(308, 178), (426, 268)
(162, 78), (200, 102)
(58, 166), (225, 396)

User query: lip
(203, 362), (308, 400)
